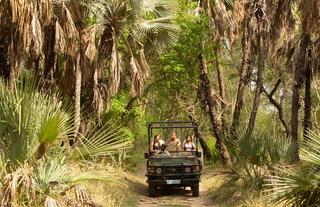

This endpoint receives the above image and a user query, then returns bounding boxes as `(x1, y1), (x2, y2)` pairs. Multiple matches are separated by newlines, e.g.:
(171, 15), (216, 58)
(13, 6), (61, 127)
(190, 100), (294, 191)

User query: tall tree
(247, 6), (268, 134)
(199, 53), (232, 166)
(230, 9), (253, 138)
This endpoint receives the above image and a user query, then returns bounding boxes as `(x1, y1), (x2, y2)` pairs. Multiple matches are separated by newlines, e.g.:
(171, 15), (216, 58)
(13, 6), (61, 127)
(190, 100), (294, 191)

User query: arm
(149, 141), (154, 152)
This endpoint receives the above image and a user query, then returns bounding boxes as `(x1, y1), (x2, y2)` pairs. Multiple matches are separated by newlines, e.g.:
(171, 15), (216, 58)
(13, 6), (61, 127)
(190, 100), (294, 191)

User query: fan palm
(83, 0), (180, 113)
(264, 131), (320, 206)
(0, 73), (132, 206)
(228, 131), (292, 189)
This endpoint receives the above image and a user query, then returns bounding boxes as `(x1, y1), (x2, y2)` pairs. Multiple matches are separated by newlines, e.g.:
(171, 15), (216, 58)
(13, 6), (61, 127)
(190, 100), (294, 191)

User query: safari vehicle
(145, 121), (202, 197)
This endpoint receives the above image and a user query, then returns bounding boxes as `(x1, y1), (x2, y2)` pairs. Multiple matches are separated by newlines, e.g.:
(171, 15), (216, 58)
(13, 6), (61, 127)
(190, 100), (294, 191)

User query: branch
(262, 80), (290, 137)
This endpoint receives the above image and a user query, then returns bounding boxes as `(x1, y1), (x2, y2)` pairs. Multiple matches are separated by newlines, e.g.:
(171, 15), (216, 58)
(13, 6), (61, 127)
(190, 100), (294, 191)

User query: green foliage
(265, 131), (320, 206)
(0, 74), (132, 206)
(227, 131), (292, 190)
(0, 76), (73, 163)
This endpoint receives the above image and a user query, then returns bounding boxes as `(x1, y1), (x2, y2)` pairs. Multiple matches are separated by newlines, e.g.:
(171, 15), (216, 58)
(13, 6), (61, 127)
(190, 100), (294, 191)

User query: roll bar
(147, 121), (199, 153)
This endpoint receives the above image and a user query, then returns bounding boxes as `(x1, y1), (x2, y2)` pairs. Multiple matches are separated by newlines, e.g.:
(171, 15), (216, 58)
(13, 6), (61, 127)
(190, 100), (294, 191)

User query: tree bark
(0, 36), (9, 82)
(230, 16), (252, 138)
(74, 52), (82, 139)
(291, 33), (310, 162)
(199, 53), (232, 166)
(44, 21), (57, 83)
(187, 112), (213, 160)
(214, 44), (227, 134)
(247, 22), (266, 135)
(91, 27), (113, 115)
(303, 48), (312, 139)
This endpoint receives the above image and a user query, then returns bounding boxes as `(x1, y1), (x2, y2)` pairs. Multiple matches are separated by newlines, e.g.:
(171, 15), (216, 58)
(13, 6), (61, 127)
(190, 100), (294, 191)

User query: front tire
(148, 184), (157, 197)
(191, 184), (199, 197)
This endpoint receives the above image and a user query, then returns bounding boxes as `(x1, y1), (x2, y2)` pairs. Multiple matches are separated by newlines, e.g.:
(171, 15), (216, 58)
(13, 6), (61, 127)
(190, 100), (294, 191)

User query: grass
(204, 166), (285, 207)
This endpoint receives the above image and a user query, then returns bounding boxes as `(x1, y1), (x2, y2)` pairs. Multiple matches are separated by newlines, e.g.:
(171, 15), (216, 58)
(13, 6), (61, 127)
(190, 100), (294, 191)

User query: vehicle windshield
(148, 122), (198, 154)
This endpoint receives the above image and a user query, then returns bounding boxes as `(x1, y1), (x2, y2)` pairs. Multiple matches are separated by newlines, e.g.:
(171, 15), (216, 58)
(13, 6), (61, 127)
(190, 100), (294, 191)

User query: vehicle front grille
(163, 166), (184, 174)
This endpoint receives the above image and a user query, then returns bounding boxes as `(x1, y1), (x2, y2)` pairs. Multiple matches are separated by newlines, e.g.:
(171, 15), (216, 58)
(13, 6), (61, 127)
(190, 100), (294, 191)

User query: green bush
(264, 131), (320, 206)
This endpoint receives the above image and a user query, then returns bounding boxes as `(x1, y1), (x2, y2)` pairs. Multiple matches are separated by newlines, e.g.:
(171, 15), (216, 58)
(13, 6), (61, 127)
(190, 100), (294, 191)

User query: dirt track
(127, 165), (215, 207)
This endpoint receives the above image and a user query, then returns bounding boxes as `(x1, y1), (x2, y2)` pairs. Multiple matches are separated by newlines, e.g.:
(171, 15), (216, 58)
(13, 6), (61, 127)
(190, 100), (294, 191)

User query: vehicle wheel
(191, 184), (199, 197)
(148, 184), (157, 197)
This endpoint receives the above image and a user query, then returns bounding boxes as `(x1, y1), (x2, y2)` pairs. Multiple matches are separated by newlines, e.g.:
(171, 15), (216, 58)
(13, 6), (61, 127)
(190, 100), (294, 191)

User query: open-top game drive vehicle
(145, 121), (202, 197)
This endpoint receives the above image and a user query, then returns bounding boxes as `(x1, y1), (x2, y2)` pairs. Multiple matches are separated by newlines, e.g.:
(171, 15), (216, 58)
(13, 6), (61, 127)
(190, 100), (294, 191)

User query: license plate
(166, 179), (181, 185)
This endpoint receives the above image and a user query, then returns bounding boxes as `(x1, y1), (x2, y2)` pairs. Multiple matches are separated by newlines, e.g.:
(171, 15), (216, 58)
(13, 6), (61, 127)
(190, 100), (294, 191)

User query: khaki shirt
(167, 138), (181, 151)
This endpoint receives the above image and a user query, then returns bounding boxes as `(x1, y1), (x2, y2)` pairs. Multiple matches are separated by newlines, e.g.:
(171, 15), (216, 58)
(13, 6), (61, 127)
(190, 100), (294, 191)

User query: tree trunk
(230, 16), (252, 138)
(214, 44), (227, 134)
(196, 127), (213, 160)
(187, 112), (213, 160)
(91, 27), (113, 115)
(44, 21), (57, 83)
(303, 47), (312, 139)
(262, 80), (290, 137)
(199, 53), (232, 166)
(74, 52), (82, 140)
(0, 36), (9, 82)
(291, 33), (310, 162)
(247, 23), (266, 135)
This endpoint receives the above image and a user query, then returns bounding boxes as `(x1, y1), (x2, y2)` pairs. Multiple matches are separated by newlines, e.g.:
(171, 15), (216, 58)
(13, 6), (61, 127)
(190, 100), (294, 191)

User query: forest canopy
(1, 0), (320, 206)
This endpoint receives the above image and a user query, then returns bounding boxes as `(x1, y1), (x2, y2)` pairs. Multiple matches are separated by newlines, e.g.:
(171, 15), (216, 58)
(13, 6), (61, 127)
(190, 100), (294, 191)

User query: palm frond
(264, 166), (320, 206)
(34, 158), (66, 195)
(264, 131), (320, 206)
(0, 73), (73, 163)
(64, 170), (124, 187)
(71, 121), (133, 160)
(300, 131), (320, 166)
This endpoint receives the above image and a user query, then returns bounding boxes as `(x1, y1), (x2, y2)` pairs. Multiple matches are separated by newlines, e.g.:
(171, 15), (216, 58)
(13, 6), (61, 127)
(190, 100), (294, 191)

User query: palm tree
(265, 131), (320, 206)
(83, 0), (179, 115)
(0, 73), (132, 206)
(290, 0), (320, 161)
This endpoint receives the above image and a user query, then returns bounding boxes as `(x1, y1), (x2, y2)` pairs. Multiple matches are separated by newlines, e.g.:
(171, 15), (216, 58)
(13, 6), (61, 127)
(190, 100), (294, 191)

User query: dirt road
(126, 165), (216, 207)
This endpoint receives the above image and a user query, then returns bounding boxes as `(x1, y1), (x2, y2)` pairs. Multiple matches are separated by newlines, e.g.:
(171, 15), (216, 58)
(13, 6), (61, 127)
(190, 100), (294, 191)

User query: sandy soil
(126, 164), (216, 207)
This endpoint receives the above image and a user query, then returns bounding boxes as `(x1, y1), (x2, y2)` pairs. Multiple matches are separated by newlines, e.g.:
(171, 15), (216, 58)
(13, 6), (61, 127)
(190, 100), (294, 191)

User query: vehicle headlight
(185, 167), (191, 173)
(147, 167), (155, 173)
(193, 166), (200, 172)
(156, 168), (162, 174)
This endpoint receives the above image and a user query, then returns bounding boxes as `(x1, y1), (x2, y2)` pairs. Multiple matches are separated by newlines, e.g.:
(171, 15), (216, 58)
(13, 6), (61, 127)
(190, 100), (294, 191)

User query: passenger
(157, 144), (170, 156)
(150, 134), (165, 153)
(183, 135), (195, 151)
(166, 132), (181, 151)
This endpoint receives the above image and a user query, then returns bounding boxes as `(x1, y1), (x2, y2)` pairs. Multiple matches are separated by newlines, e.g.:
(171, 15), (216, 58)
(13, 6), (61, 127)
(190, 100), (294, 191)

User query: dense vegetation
(1, 0), (320, 206)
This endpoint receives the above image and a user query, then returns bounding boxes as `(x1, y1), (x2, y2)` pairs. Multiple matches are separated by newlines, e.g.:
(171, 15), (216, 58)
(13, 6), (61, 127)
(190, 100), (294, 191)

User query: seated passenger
(166, 132), (181, 151)
(183, 135), (195, 151)
(157, 144), (170, 156)
(150, 134), (165, 153)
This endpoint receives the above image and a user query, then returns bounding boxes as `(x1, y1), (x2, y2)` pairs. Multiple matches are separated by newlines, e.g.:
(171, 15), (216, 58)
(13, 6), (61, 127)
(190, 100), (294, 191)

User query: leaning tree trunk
(303, 47), (312, 140)
(214, 43), (227, 134)
(187, 112), (213, 160)
(199, 53), (232, 166)
(291, 33), (310, 162)
(247, 19), (266, 135)
(230, 15), (253, 139)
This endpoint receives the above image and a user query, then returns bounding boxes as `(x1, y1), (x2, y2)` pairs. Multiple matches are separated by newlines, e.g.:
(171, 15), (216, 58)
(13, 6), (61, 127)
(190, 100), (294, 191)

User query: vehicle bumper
(146, 173), (200, 186)
(147, 178), (199, 186)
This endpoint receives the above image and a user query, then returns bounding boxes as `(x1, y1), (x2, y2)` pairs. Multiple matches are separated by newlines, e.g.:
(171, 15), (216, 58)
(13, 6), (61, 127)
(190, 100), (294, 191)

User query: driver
(166, 132), (181, 151)
(157, 144), (170, 156)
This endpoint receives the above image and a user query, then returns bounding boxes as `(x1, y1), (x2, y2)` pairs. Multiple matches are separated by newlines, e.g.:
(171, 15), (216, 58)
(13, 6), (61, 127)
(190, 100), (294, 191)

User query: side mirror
(144, 152), (149, 159)
(196, 151), (202, 158)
